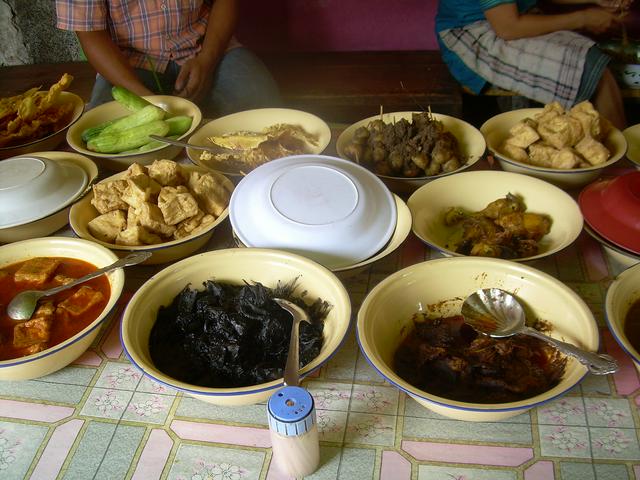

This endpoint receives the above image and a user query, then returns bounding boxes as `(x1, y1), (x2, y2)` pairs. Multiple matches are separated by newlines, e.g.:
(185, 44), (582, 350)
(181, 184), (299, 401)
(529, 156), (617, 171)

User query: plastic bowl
(66, 95), (202, 171)
(0, 237), (125, 380)
(481, 108), (627, 189)
(120, 248), (351, 406)
(336, 111), (486, 194)
(230, 155), (397, 270)
(357, 256), (599, 421)
(407, 170), (583, 261)
(579, 172), (640, 254)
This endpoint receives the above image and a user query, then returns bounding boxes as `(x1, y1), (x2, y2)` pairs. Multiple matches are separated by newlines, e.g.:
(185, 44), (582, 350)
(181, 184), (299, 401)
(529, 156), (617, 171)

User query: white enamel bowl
(230, 155), (397, 270)
(357, 256), (599, 421)
(120, 248), (351, 406)
(623, 123), (640, 169)
(0, 151), (98, 244)
(407, 170), (583, 262)
(481, 108), (627, 189)
(0, 237), (124, 380)
(67, 95), (202, 171)
(68, 164), (233, 265)
(605, 263), (640, 374)
(187, 108), (331, 177)
(336, 111), (486, 194)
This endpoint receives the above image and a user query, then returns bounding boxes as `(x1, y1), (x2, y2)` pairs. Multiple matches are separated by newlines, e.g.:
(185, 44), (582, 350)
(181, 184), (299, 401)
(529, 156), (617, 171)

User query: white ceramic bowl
(187, 108), (331, 177)
(68, 164), (233, 265)
(67, 95), (202, 171)
(357, 256), (599, 421)
(335, 111), (486, 194)
(617, 64), (640, 89)
(481, 108), (627, 189)
(120, 248), (351, 406)
(0, 237), (125, 380)
(623, 123), (640, 169)
(0, 151), (98, 244)
(230, 155), (397, 270)
(0, 91), (85, 160)
(605, 263), (640, 373)
(407, 170), (583, 261)
(584, 224), (640, 274)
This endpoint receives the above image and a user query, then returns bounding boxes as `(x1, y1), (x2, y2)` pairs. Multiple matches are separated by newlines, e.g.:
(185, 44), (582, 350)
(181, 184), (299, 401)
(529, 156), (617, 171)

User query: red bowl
(579, 172), (640, 254)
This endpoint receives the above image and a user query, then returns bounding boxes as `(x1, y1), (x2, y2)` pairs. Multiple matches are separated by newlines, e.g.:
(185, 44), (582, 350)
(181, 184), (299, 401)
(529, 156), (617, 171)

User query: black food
(394, 314), (567, 403)
(149, 279), (330, 388)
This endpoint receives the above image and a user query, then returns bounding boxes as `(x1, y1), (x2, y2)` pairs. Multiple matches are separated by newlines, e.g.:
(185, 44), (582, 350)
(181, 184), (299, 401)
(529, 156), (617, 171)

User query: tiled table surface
(1, 135), (639, 480)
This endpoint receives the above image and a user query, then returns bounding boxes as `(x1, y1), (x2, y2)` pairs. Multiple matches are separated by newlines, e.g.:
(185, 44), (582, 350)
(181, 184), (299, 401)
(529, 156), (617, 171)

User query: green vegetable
(87, 120), (170, 153)
(80, 116), (123, 143)
(100, 104), (166, 136)
(111, 86), (154, 111)
(165, 115), (193, 136)
(120, 135), (180, 154)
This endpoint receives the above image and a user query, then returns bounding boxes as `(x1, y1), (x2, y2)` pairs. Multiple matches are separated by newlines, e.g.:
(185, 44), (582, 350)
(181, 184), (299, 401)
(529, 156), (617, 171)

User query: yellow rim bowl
(120, 248), (351, 406)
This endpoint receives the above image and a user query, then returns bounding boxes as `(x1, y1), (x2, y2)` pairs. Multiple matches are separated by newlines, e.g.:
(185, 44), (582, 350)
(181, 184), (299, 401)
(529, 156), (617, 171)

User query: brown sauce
(394, 314), (567, 403)
(623, 298), (640, 352)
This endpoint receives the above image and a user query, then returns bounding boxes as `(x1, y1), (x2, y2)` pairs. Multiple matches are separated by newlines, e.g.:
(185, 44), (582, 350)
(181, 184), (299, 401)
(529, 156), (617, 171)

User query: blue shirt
(435, 0), (537, 93)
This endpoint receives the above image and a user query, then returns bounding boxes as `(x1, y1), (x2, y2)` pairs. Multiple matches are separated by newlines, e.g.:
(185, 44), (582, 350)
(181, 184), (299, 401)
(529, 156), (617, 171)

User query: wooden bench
(0, 52), (462, 124)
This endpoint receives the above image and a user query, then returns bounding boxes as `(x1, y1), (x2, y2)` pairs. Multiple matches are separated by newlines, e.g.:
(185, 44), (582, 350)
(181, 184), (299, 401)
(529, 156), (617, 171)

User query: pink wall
(237, 0), (439, 52)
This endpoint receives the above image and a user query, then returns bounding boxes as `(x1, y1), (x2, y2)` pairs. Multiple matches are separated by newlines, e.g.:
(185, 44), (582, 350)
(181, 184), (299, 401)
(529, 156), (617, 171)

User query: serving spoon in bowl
(461, 288), (618, 375)
(273, 298), (312, 386)
(7, 251), (151, 321)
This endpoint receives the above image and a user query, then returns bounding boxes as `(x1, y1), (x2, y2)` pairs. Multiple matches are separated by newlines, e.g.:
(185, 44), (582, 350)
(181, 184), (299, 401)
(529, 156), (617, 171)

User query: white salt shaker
(267, 386), (320, 478)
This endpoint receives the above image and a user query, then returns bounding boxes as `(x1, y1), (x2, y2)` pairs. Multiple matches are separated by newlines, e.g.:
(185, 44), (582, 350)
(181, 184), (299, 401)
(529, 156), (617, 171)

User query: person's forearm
(485, 6), (586, 39)
(198, 0), (238, 71)
(77, 30), (153, 96)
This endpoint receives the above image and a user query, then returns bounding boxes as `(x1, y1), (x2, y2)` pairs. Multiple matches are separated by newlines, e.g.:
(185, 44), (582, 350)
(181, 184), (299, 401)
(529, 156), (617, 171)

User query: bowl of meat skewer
(336, 111), (486, 194)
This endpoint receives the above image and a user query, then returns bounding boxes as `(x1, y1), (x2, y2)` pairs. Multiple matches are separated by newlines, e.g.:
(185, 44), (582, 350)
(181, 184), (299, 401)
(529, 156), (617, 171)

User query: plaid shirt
(55, 0), (216, 72)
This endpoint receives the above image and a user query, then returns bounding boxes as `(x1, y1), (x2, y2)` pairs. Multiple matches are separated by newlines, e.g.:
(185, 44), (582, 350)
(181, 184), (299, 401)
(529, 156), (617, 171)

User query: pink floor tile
(30, 419), (84, 480)
(402, 440), (533, 467)
(132, 429), (174, 480)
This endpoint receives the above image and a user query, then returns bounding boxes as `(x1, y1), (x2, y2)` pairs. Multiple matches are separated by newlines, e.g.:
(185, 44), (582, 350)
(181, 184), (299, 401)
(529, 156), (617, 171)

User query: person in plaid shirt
(55, 0), (281, 115)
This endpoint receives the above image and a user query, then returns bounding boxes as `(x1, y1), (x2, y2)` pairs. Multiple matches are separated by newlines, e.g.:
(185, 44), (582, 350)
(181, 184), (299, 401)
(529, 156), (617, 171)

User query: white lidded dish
(229, 154), (397, 269)
(0, 154), (89, 228)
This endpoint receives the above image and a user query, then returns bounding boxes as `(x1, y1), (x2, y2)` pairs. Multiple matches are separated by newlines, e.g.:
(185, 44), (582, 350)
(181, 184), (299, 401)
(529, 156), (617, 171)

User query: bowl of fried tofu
(69, 159), (234, 265)
(0, 237), (125, 380)
(481, 101), (627, 190)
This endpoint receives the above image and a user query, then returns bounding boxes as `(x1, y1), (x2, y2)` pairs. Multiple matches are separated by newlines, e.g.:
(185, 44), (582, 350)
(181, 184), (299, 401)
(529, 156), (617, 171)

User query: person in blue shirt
(436, 0), (631, 129)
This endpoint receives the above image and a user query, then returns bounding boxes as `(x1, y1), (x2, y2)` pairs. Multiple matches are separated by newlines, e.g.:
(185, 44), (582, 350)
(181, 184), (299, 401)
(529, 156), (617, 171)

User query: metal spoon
(273, 298), (312, 386)
(149, 135), (242, 155)
(7, 251), (152, 321)
(461, 288), (618, 375)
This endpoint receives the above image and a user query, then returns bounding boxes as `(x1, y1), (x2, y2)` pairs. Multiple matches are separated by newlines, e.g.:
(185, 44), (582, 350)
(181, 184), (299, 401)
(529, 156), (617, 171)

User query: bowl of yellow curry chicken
(481, 101), (627, 190)
(0, 237), (125, 380)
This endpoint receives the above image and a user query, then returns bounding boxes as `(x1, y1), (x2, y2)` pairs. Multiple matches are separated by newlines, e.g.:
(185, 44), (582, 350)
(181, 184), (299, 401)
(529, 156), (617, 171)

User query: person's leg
(592, 68), (626, 130)
(87, 69), (174, 109)
(201, 47), (282, 117)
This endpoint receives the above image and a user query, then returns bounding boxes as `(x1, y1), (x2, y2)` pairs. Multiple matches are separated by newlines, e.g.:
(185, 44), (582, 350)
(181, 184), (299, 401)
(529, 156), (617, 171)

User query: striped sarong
(439, 20), (598, 109)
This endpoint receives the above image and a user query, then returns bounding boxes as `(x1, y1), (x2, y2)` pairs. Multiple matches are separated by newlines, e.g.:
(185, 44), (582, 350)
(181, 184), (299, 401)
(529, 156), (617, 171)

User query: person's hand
(173, 55), (215, 102)
(581, 7), (620, 33)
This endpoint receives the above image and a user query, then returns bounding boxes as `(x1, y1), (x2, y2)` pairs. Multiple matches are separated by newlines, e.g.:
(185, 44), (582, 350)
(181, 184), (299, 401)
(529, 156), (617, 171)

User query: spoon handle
(149, 135), (240, 154)
(40, 252), (152, 297)
(522, 326), (618, 375)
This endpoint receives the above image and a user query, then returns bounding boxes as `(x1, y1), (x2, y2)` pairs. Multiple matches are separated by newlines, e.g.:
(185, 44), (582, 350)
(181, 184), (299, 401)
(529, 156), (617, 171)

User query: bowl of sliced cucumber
(67, 87), (202, 171)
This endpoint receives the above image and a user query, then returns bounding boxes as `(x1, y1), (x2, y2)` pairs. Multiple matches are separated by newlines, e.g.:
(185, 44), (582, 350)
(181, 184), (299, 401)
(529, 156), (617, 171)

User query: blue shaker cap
(267, 386), (316, 437)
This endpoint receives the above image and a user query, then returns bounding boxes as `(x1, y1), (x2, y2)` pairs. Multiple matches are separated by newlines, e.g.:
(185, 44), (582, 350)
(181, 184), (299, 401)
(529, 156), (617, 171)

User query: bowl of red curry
(0, 237), (125, 380)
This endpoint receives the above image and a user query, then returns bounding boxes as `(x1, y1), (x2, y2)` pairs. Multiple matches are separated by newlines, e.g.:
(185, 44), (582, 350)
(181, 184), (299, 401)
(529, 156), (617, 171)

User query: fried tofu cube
(157, 185), (200, 225)
(126, 206), (141, 228)
(533, 101), (565, 125)
(502, 141), (530, 163)
(122, 174), (162, 209)
(187, 171), (231, 217)
(147, 159), (184, 186)
(91, 180), (129, 214)
(173, 210), (205, 239)
(575, 136), (610, 165)
(507, 120), (540, 149)
(538, 116), (576, 150)
(115, 225), (162, 246)
(14, 258), (60, 285)
(527, 143), (557, 168)
(125, 163), (147, 177)
(57, 286), (104, 318)
(134, 201), (176, 237)
(550, 147), (581, 169)
(13, 301), (55, 347)
(88, 209), (127, 243)
(53, 274), (76, 286)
